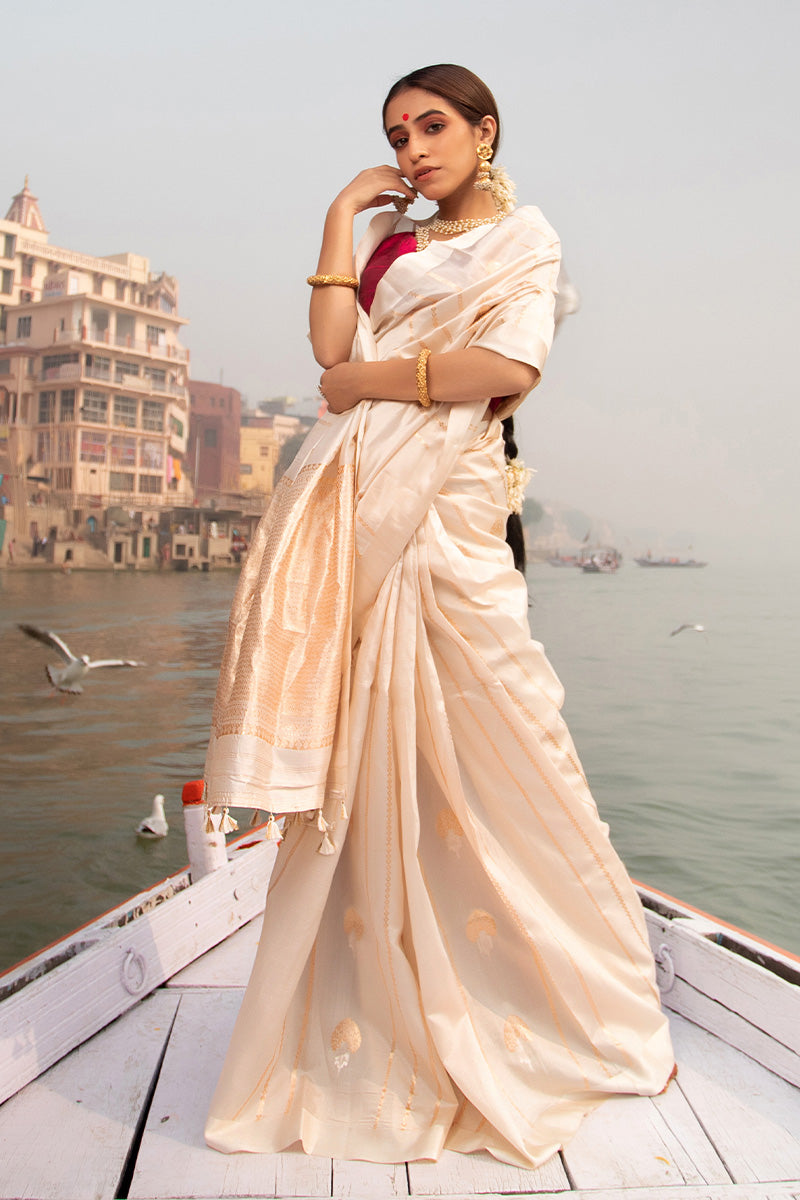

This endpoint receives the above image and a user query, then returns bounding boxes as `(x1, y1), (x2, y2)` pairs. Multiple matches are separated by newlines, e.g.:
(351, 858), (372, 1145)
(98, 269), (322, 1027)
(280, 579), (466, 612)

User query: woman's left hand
(319, 363), (366, 414)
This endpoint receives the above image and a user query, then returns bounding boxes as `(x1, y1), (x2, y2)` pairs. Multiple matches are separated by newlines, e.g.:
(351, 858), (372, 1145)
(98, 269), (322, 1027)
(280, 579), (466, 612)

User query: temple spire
(5, 177), (47, 232)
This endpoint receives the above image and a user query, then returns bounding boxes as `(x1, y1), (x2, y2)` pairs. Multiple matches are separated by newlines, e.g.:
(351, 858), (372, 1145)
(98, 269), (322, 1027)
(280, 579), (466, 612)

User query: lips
(414, 167), (438, 182)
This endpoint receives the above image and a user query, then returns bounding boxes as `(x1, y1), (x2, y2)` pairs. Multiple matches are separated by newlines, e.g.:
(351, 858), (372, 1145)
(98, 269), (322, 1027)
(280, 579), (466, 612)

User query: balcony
(88, 330), (189, 361)
(41, 362), (81, 382)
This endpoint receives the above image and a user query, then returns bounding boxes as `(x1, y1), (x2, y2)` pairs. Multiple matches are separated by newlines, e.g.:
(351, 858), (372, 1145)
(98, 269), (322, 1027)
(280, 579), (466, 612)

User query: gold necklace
(415, 210), (506, 252)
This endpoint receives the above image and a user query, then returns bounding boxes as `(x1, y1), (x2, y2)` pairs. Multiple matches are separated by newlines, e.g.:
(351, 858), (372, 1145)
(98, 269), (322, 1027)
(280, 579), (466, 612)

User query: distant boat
(581, 547), (622, 573)
(547, 553), (580, 567)
(635, 556), (708, 568)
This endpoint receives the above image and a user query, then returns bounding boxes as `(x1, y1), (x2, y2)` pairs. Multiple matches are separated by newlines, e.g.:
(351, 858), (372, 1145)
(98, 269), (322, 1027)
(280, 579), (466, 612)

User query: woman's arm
(319, 350), (539, 413)
(310, 168), (416, 368)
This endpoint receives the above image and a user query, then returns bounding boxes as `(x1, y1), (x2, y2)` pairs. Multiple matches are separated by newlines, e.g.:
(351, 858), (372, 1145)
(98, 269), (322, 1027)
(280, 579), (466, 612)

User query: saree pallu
(203, 208), (674, 1166)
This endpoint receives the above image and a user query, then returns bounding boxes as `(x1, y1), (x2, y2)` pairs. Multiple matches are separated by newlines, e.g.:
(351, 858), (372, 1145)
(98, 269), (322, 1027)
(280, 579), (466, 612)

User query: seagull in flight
(670, 623), (707, 637)
(18, 623), (144, 694)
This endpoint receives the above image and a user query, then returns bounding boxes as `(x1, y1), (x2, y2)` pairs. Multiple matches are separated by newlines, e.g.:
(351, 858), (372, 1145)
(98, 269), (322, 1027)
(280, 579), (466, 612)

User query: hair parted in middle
(382, 63), (502, 152)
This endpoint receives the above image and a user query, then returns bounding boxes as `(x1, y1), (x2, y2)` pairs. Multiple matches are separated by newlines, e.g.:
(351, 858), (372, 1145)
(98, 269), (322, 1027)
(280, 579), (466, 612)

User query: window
(142, 400), (163, 431)
(138, 474), (162, 494)
(113, 395), (137, 427)
(60, 390), (75, 420)
(80, 430), (106, 463)
(240, 463), (253, 474)
(142, 536), (151, 559)
(259, 445), (271, 457)
(0, 360), (9, 376)
(57, 430), (73, 461)
(145, 366), (166, 390)
(81, 390), (108, 424)
(110, 435), (136, 468)
(3, 234), (15, 259)
(204, 427), (217, 448)
(109, 471), (135, 492)
(54, 467), (73, 490)
(36, 431), (51, 461)
(140, 439), (164, 470)
(169, 413), (184, 438)
(115, 360), (140, 380)
(1, 270), (12, 295)
(38, 391), (56, 423)
(116, 281), (127, 301)
(146, 325), (166, 345)
(85, 353), (110, 379)
(43, 352), (79, 373)
(17, 316), (32, 338)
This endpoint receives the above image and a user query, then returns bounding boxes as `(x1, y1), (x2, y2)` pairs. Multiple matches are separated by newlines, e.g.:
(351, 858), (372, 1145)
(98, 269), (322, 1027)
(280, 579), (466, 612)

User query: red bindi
(402, 113), (409, 121)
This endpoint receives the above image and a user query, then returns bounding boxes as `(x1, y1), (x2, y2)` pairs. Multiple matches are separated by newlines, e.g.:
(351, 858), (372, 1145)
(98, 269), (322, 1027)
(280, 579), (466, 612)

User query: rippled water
(1, 560), (797, 970)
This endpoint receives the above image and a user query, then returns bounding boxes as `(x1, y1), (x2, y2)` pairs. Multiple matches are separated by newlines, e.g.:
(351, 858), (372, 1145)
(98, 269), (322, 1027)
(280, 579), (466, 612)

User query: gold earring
(392, 191), (416, 215)
(475, 143), (493, 191)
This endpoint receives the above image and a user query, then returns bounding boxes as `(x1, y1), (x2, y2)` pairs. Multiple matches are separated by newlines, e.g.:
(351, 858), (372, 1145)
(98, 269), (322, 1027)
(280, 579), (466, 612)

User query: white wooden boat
(1, 790), (798, 1200)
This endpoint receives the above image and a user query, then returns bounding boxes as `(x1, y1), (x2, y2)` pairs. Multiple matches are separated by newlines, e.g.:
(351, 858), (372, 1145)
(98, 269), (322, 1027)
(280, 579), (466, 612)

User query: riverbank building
(0, 179), (192, 561)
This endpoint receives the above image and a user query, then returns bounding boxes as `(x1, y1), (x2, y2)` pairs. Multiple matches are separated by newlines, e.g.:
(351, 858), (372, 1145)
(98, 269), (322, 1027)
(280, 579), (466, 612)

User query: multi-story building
(0, 179), (191, 530)
(187, 381), (241, 499)
(239, 412), (309, 497)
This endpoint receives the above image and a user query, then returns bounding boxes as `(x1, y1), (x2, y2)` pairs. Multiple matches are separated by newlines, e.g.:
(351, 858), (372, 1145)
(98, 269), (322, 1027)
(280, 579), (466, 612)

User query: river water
(1, 559), (797, 971)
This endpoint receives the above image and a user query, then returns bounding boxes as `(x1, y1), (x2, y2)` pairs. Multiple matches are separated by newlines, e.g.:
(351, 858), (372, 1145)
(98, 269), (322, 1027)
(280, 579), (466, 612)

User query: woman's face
(384, 87), (495, 203)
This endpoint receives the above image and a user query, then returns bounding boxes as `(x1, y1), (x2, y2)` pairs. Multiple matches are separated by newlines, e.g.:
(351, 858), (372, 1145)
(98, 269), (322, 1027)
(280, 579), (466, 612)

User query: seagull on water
(670, 623), (707, 637)
(18, 623), (145, 694)
(136, 794), (168, 839)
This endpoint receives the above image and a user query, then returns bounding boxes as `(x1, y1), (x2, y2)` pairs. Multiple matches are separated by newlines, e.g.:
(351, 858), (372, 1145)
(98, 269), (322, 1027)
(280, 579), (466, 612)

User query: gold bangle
(307, 273), (359, 289)
(416, 347), (432, 408)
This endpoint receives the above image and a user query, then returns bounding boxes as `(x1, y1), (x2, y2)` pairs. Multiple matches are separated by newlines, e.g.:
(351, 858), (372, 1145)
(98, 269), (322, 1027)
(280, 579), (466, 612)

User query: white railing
(54, 327), (188, 362)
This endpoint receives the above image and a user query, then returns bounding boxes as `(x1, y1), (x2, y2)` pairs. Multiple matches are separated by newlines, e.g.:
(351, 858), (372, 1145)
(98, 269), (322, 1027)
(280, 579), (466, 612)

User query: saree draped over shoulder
(203, 207), (674, 1168)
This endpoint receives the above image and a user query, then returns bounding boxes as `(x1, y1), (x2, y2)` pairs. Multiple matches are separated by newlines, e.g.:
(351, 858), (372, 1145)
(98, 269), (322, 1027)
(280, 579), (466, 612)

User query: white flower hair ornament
(505, 459), (534, 515)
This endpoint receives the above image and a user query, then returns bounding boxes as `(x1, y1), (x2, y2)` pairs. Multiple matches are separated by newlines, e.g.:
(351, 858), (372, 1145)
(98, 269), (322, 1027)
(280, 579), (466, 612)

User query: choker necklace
(415, 210), (506, 252)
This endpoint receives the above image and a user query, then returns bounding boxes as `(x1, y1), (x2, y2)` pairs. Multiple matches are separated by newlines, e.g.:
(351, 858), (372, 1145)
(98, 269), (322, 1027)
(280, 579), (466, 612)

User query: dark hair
(501, 418), (527, 574)
(382, 64), (501, 153)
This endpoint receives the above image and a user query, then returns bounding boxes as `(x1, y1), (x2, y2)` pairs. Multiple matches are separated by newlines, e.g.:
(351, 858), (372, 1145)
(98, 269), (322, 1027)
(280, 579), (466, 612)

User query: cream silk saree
(203, 207), (674, 1167)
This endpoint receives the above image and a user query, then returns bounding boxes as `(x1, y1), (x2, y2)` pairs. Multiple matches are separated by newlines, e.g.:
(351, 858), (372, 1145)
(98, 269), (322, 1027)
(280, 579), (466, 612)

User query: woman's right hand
(331, 166), (416, 218)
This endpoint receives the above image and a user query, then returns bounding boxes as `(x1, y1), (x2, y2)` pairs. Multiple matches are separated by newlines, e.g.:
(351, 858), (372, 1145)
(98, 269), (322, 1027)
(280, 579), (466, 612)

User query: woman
(203, 64), (674, 1169)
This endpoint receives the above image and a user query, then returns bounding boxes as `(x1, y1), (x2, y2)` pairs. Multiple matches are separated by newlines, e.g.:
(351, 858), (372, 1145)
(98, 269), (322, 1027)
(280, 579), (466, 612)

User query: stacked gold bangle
(307, 273), (359, 290)
(416, 348), (432, 408)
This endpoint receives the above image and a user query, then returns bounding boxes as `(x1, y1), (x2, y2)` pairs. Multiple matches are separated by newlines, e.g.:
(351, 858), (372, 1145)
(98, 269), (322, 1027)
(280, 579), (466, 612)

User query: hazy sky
(6, 0), (798, 559)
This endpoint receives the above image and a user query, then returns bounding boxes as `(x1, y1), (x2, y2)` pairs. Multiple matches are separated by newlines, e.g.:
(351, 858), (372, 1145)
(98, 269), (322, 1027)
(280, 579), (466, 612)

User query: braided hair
(501, 416), (526, 574)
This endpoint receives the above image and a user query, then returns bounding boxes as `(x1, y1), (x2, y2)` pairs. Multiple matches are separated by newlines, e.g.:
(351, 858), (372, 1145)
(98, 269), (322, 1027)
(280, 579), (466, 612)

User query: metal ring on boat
(654, 943), (676, 993)
(121, 947), (148, 995)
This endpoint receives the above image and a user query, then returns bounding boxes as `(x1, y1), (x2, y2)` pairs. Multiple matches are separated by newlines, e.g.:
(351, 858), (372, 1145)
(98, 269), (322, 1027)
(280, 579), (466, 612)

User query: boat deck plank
(128, 989), (331, 1200)
(560, 1077), (731, 1189)
(407, 1147), (568, 1193)
(166, 916), (263, 991)
(331, 1158), (409, 1197)
(0, 990), (179, 1200)
(3, 915), (800, 1199)
(668, 1013), (800, 1183)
